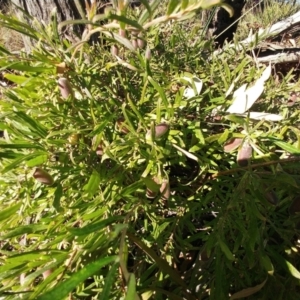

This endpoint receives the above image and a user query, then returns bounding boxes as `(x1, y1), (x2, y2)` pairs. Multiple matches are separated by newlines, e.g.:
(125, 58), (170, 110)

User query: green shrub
(1, 1), (300, 299)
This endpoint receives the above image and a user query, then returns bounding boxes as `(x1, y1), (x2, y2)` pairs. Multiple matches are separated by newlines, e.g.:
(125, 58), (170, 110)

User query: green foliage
(0, 0), (300, 299)
(237, 0), (300, 41)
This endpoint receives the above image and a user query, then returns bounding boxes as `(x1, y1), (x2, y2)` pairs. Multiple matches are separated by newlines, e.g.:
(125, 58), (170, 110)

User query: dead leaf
(230, 278), (267, 299)
(226, 65), (271, 114)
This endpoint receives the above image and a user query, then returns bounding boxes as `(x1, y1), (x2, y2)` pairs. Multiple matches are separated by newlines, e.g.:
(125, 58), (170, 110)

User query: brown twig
(212, 157), (300, 178)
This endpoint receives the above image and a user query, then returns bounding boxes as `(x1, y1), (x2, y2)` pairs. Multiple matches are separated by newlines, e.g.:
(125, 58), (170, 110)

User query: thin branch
(212, 157), (300, 178)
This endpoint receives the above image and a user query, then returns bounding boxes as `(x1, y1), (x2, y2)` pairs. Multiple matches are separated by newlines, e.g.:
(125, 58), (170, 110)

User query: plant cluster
(1, 0), (300, 299)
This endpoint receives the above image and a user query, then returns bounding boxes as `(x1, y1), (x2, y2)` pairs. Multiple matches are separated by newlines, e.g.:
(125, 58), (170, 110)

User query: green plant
(1, 0), (300, 299)
(237, 0), (300, 41)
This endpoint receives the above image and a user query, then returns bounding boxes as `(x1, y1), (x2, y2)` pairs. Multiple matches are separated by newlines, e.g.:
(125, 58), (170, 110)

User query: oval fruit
(265, 190), (279, 205)
(96, 144), (104, 156)
(137, 33), (145, 49)
(111, 45), (119, 56)
(146, 123), (169, 141)
(146, 188), (157, 199)
(145, 47), (151, 61)
(160, 179), (170, 201)
(68, 133), (79, 145)
(146, 176), (170, 201)
(43, 269), (53, 279)
(146, 176), (160, 199)
(132, 38), (138, 50)
(224, 138), (243, 153)
(154, 123), (169, 138)
(58, 77), (73, 99)
(237, 141), (252, 167)
(119, 29), (126, 38)
(33, 168), (54, 186)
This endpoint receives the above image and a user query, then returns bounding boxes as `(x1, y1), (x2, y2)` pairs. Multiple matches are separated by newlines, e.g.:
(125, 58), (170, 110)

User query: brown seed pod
(146, 188), (157, 199)
(265, 190), (279, 205)
(237, 141), (252, 167)
(132, 38), (138, 50)
(146, 176), (160, 199)
(289, 196), (300, 215)
(33, 168), (54, 186)
(145, 47), (151, 61)
(96, 145), (104, 156)
(119, 29), (126, 38)
(42, 269), (53, 279)
(58, 77), (73, 99)
(146, 176), (170, 201)
(111, 45), (119, 56)
(155, 123), (169, 138)
(146, 123), (169, 140)
(160, 179), (170, 201)
(287, 92), (298, 106)
(224, 138), (243, 153)
(137, 33), (145, 49)
(92, 136), (104, 156)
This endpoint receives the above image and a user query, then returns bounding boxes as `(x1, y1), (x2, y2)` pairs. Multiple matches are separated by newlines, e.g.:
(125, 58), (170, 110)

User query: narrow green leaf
(128, 232), (189, 291)
(289, 126), (300, 149)
(99, 263), (119, 300)
(26, 155), (48, 167)
(148, 76), (169, 108)
(0, 143), (44, 150)
(205, 133), (223, 143)
(68, 216), (122, 236)
(167, 0), (180, 15)
(219, 240), (234, 261)
(285, 260), (300, 279)
(83, 169), (101, 196)
(92, 116), (114, 135)
(102, 31), (135, 51)
(260, 255), (274, 275)
(0, 203), (21, 221)
(0, 20), (38, 41)
(127, 95), (147, 127)
(2, 62), (53, 73)
(0, 151), (23, 159)
(109, 14), (143, 31)
(36, 256), (118, 300)
(138, 0), (160, 25)
(121, 180), (143, 197)
(139, 0), (152, 15)
(5, 250), (66, 264)
(269, 138), (300, 154)
(181, 0), (189, 9)
(218, 129), (229, 145)
(53, 184), (63, 212)
(29, 266), (66, 300)
(15, 111), (48, 138)
(225, 114), (246, 125)
(125, 273), (136, 300)
(194, 127), (205, 145)
(4, 74), (30, 84)
(1, 151), (48, 174)
(142, 177), (160, 193)
(0, 224), (48, 240)
(0, 44), (10, 55)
